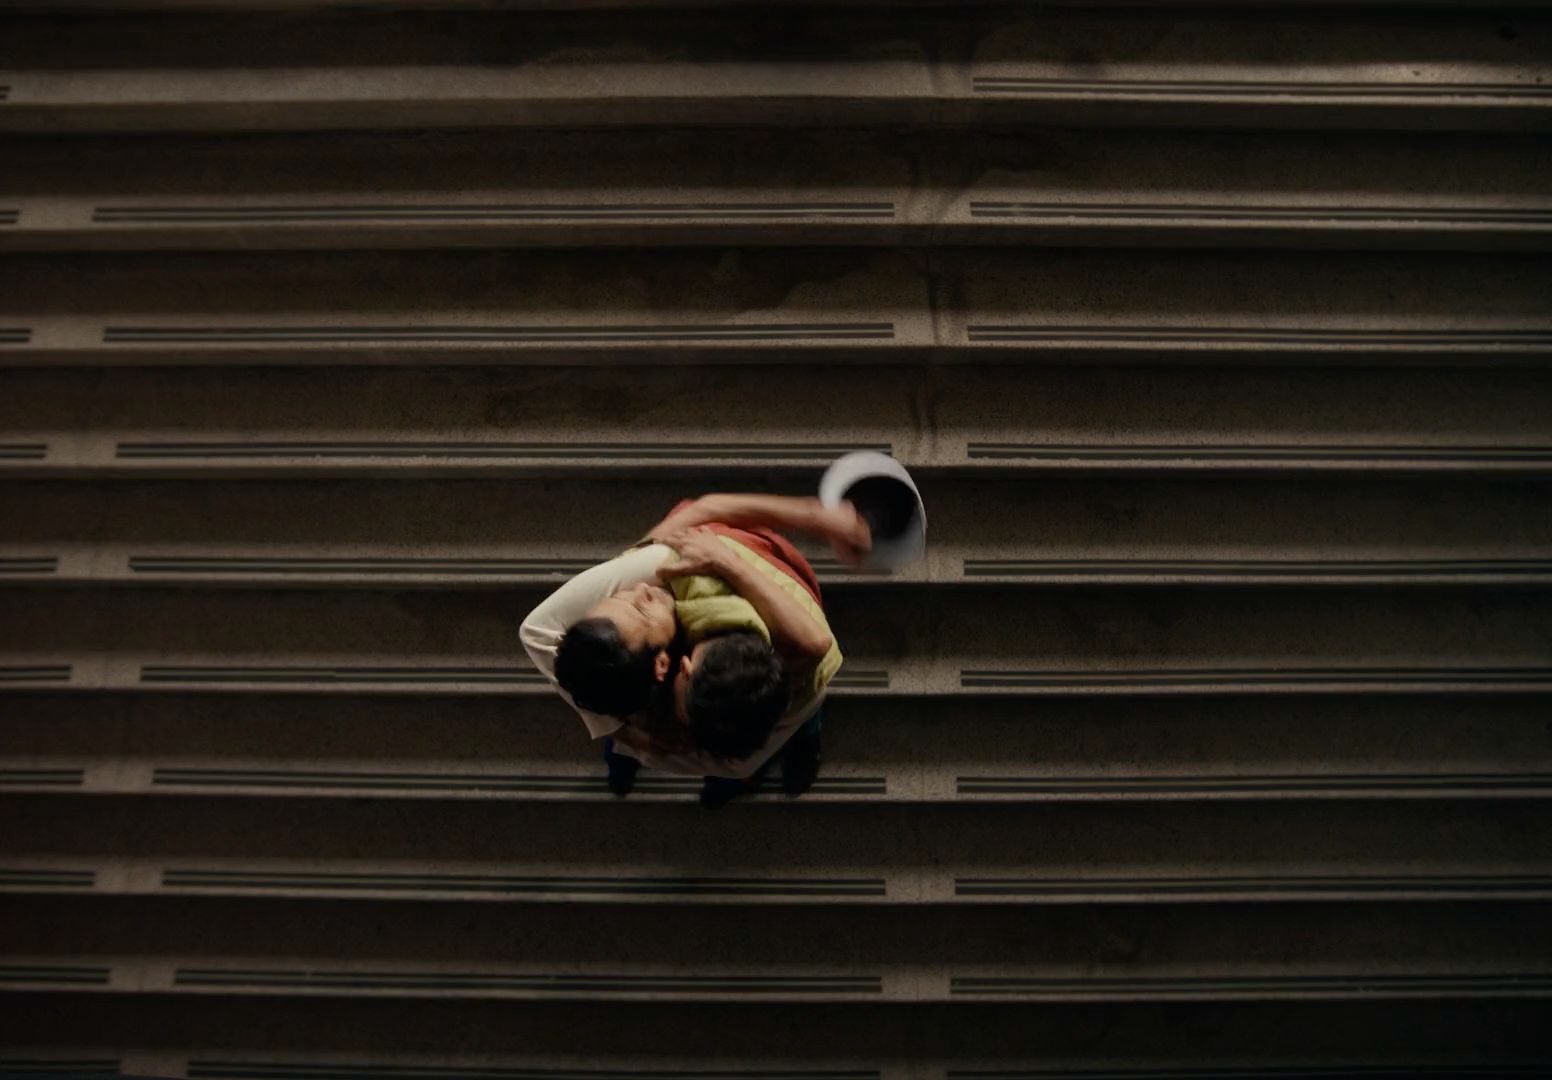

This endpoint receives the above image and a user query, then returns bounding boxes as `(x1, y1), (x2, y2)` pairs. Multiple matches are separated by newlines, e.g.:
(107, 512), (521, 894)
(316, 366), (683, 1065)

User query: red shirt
(665, 499), (823, 606)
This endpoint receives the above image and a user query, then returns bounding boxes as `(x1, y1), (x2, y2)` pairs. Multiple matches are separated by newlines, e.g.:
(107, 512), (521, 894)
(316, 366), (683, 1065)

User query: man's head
(556, 583), (787, 761)
(554, 581), (678, 717)
(676, 631), (789, 762)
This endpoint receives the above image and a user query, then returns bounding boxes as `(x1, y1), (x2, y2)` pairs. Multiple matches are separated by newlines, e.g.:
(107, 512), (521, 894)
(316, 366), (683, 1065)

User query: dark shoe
(699, 765), (769, 810)
(603, 738), (640, 797)
(781, 716), (822, 796)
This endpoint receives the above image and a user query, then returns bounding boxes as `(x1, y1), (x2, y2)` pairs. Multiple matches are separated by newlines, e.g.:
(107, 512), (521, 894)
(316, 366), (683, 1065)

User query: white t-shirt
(520, 545), (834, 779)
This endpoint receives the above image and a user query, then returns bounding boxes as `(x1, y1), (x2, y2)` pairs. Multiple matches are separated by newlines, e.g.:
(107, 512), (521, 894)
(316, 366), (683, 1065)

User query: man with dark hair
(553, 616), (663, 719)
(681, 630), (789, 761)
(553, 611), (788, 775)
(521, 493), (868, 807)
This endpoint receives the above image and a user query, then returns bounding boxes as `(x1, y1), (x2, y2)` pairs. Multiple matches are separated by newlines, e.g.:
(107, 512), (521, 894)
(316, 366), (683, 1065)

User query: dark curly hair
(684, 631), (789, 762)
(554, 617), (659, 718)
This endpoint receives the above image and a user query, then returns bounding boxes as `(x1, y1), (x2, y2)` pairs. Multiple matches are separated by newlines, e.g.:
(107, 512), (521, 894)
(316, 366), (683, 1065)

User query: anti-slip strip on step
(0, 666), (71, 683)
(960, 667), (1552, 689)
(174, 970), (882, 995)
(831, 670), (890, 689)
(807, 557), (891, 577)
(966, 444), (1552, 464)
(192, 1064), (880, 1080)
(151, 768), (886, 796)
(956, 874), (1552, 899)
(124, 554), (878, 582)
(947, 1072), (1548, 1080)
(966, 202), (1552, 226)
(116, 441), (889, 462)
(102, 324), (896, 344)
(0, 210), (20, 226)
(0, 965), (109, 986)
(140, 666), (545, 686)
(0, 769), (84, 787)
(129, 556), (599, 577)
(0, 329), (33, 345)
(0, 88), (11, 104)
(970, 77), (1552, 100)
(0, 868), (95, 888)
(957, 773), (1552, 797)
(0, 557), (59, 574)
(163, 869), (886, 898)
(964, 327), (1552, 347)
(94, 202), (898, 224)
(0, 443), (46, 460)
(964, 558), (1552, 579)
(0, 1063), (119, 1078)
(948, 973), (1552, 998)
(949, 1069), (1550, 1079)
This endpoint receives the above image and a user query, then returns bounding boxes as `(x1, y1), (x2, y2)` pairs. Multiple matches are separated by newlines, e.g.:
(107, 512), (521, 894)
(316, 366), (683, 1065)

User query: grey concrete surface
(2, 1001), (1551, 1080)
(5, 366), (1552, 483)
(5, 793), (1552, 906)
(5, 692), (1552, 808)
(1, 9), (1549, 133)
(4, 476), (1552, 587)
(2, 584), (1551, 695)
(3, 894), (1552, 1004)
(4, 130), (1551, 253)
(4, 0), (1552, 1070)
(3, 249), (1551, 366)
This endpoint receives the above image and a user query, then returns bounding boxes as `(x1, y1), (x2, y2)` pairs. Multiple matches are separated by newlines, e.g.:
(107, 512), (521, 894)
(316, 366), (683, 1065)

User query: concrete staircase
(3, 0), (1552, 1075)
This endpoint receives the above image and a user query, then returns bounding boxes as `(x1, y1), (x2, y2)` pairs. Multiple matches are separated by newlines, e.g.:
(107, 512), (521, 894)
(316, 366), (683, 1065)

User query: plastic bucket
(818, 451), (927, 570)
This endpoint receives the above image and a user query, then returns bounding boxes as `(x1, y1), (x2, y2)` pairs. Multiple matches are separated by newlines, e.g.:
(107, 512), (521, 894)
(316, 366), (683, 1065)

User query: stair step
(2, 585), (1549, 695)
(13, 0), (1547, 9)
(6, 962), (1551, 1004)
(8, 760), (1552, 804)
(5, 667), (1548, 695)
(16, 446), (1552, 479)
(10, 693), (1552, 789)
(5, 131), (1550, 253)
(1, 9), (1548, 134)
(12, 555), (1552, 588)
(4, 1032), (1551, 1080)
(4, 795), (1551, 905)
(3, 475), (1551, 587)
(7, 367), (1552, 480)
(0, 1062), (1535, 1080)
(11, 858), (1552, 907)
(3, 250), (1550, 367)
(3, 1009), (1549, 1079)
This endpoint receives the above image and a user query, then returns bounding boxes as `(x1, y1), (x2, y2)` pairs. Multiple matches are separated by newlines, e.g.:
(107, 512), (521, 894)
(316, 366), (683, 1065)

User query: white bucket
(818, 451), (927, 570)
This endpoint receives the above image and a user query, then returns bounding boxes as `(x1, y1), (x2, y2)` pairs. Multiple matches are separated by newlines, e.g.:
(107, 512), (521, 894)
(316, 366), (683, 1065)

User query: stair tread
(6, 784), (1552, 903)
(3, 249), (1550, 367)
(5, 131), (1550, 253)
(2, 9), (1548, 133)
(9, 755), (1552, 803)
(7, 471), (1552, 588)
(2, 583), (1550, 694)
(5, 955), (1551, 1003)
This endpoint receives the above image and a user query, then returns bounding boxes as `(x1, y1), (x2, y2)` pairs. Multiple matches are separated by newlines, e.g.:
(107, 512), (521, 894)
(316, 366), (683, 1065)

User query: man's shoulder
(520, 544), (673, 641)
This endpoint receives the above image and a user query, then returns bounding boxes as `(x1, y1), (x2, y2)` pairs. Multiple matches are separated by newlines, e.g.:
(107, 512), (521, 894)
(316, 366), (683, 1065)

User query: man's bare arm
(648, 494), (871, 564)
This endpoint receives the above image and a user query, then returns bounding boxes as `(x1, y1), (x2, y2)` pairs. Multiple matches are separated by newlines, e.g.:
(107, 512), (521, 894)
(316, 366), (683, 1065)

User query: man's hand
(649, 494), (873, 567)
(820, 501), (872, 567)
(660, 527), (834, 665)
(656, 527), (737, 580)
